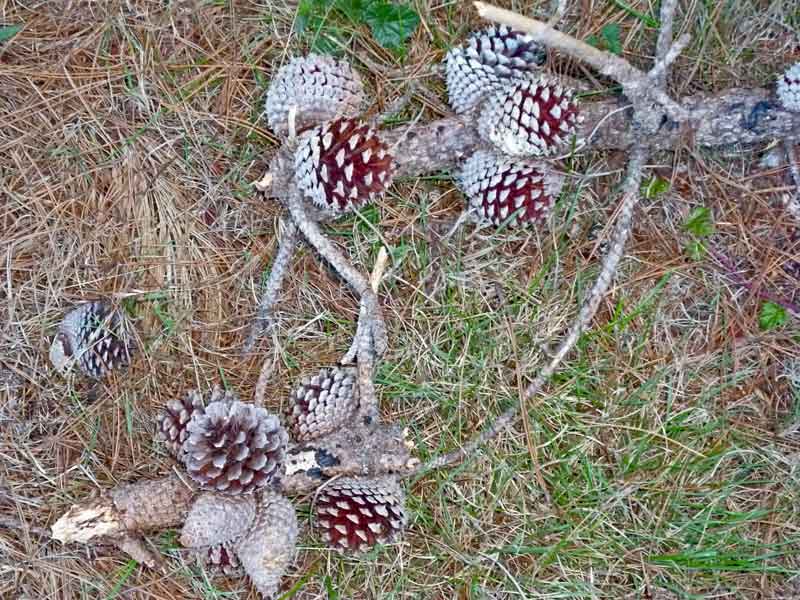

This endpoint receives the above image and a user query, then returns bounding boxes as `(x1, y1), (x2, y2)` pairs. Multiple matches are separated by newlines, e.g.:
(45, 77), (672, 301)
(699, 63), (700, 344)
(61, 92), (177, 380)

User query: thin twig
(243, 219), (300, 355)
(653, 0), (680, 87)
(417, 148), (648, 474)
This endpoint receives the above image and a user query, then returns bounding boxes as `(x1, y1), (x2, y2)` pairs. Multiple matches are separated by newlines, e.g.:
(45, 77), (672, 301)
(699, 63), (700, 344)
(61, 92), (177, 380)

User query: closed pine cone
(287, 366), (358, 441)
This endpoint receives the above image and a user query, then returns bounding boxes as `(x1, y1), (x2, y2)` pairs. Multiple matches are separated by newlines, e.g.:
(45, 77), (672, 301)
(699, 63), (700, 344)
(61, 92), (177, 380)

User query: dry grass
(2, 0), (800, 598)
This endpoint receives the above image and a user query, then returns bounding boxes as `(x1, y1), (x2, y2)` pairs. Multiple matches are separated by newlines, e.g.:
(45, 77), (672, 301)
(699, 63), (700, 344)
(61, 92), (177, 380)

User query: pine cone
(457, 150), (564, 227)
(478, 76), (581, 157)
(287, 367), (358, 441)
(182, 390), (288, 494)
(445, 25), (546, 114)
(180, 492), (256, 548)
(265, 54), (365, 136)
(198, 541), (242, 576)
(157, 391), (205, 458)
(49, 300), (133, 379)
(777, 62), (800, 112)
(294, 118), (394, 214)
(236, 491), (298, 599)
(314, 476), (406, 552)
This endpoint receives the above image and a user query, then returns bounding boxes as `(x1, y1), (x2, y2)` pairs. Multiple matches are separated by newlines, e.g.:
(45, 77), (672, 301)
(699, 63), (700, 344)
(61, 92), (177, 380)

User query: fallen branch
(51, 420), (417, 548)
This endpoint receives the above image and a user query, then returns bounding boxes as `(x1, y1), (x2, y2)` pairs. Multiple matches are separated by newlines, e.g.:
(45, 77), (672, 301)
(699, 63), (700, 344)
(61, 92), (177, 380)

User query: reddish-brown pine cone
(49, 300), (134, 379)
(182, 389), (288, 495)
(286, 366), (358, 441)
(294, 118), (394, 214)
(158, 390), (205, 458)
(445, 25), (546, 114)
(457, 149), (565, 227)
(314, 476), (406, 552)
(478, 76), (581, 157)
(264, 53), (365, 135)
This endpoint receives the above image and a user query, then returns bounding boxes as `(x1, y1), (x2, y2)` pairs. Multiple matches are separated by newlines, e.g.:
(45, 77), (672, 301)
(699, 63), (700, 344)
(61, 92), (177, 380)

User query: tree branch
(243, 219), (300, 355)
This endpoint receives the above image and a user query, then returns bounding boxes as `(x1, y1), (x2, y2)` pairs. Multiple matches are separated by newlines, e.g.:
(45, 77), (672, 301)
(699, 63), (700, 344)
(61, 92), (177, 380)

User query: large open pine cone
(158, 390), (205, 458)
(287, 366), (358, 441)
(458, 150), (564, 227)
(478, 76), (581, 157)
(295, 118), (395, 214)
(314, 476), (406, 552)
(49, 300), (133, 379)
(236, 491), (298, 599)
(445, 25), (546, 114)
(182, 390), (288, 494)
(265, 53), (365, 135)
(777, 62), (800, 112)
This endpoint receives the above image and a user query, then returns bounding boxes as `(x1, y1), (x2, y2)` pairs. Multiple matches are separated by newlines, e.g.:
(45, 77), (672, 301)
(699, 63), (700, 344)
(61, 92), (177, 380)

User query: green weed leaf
(683, 206), (714, 238)
(363, 1), (419, 50)
(641, 176), (670, 200)
(601, 23), (622, 55)
(759, 301), (788, 331)
(685, 240), (706, 261)
(0, 24), (22, 43)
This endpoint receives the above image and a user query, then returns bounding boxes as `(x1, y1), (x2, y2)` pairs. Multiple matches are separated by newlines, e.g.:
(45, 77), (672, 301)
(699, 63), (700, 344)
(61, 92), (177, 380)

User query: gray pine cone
(182, 390), (288, 494)
(236, 491), (298, 599)
(49, 300), (133, 379)
(457, 150), (564, 227)
(295, 117), (394, 214)
(314, 476), (406, 552)
(265, 53), (365, 136)
(445, 25), (546, 114)
(180, 492), (257, 548)
(478, 75), (581, 157)
(157, 390), (205, 458)
(287, 366), (358, 441)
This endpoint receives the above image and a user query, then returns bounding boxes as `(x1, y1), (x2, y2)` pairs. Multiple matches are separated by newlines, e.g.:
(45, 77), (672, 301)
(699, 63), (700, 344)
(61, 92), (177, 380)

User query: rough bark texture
(51, 420), (415, 546)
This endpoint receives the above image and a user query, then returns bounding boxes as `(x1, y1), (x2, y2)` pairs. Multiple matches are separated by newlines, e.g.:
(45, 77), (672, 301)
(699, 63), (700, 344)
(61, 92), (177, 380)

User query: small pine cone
(158, 391), (205, 458)
(180, 492), (257, 548)
(198, 541), (242, 576)
(478, 76), (581, 157)
(49, 300), (133, 379)
(294, 118), (394, 214)
(182, 390), (288, 494)
(236, 492), (298, 599)
(287, 367), (357, 441)
(445, 25), (546, 114)
(777, 62), (800, 112)
(314, 476), (406, 552)
(265, 53), (365, 136)
(457, 150), (564, 227)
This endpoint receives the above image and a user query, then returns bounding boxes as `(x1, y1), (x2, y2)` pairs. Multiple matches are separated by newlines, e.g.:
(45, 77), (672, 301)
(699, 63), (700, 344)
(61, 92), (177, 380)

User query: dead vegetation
(2, 0), (800, 598)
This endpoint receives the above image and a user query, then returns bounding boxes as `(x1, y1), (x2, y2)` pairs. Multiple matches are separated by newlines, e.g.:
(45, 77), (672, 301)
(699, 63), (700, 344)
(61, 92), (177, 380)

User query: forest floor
(1, 1), (800, 598)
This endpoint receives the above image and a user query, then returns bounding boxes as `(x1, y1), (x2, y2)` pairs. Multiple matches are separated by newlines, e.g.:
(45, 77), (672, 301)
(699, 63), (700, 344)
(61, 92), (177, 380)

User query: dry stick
(785, 142), (800, 221)
(653, 0), (680, 88)
(341, 247), (389, 366)
(243, 219), (300, 355)
(417, 148), (648, 474)
(285, 191), (387, 411)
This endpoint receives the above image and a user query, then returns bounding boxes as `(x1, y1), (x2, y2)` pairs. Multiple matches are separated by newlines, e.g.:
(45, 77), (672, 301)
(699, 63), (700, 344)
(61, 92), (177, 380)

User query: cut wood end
(51, 504), (119, 543)
(254, 172), (273, 192)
